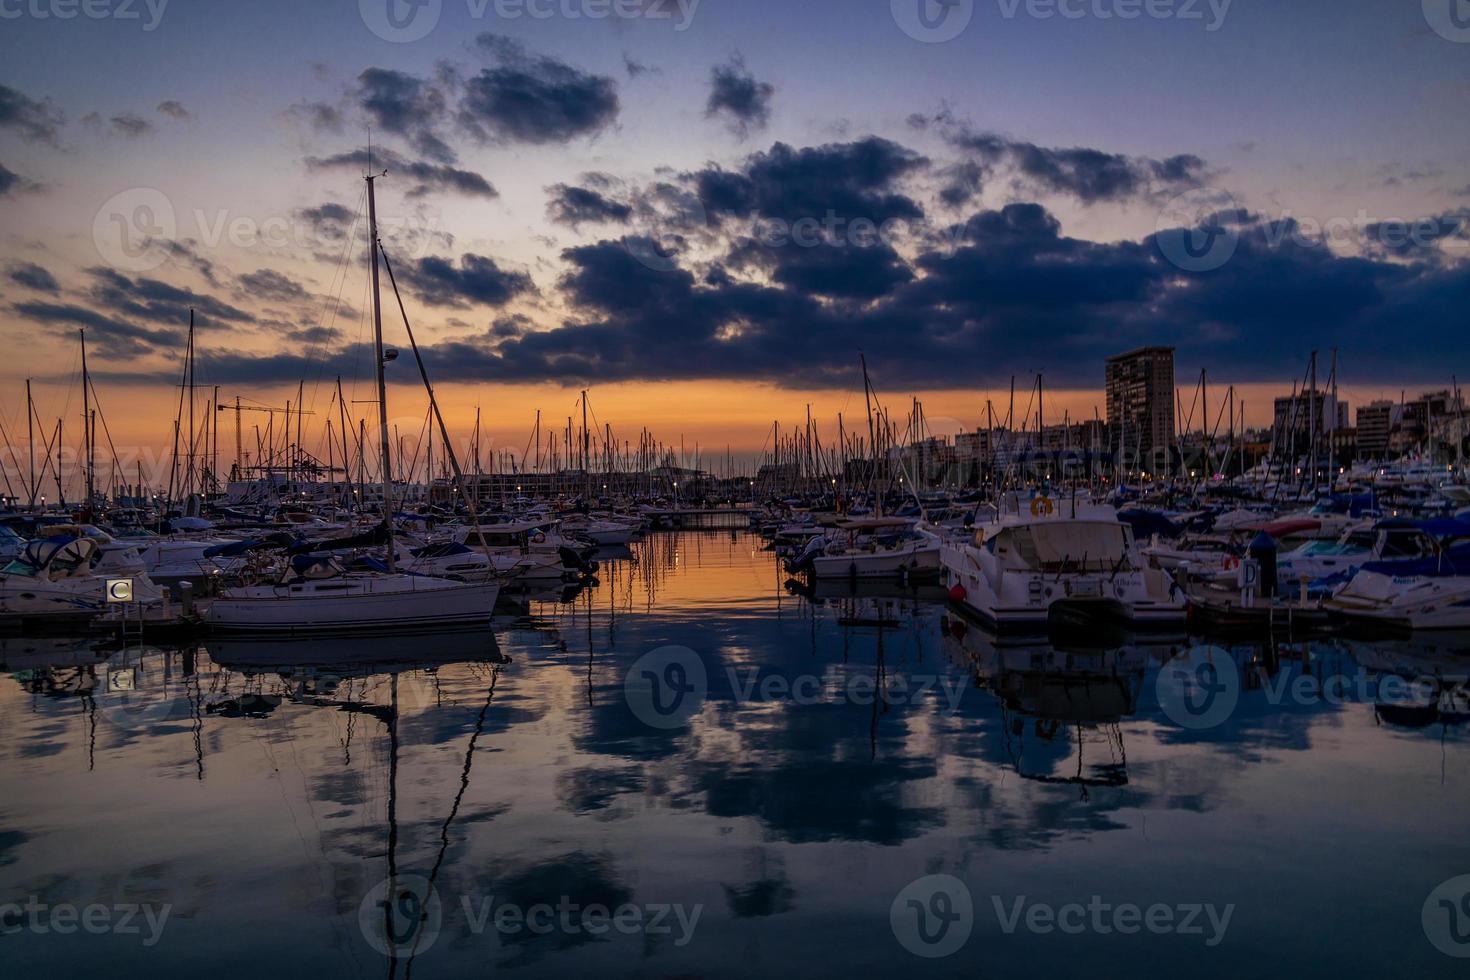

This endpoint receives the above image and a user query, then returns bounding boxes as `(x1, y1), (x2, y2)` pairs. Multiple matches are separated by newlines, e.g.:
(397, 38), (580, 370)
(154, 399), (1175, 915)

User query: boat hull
(205, 577), (500, 634)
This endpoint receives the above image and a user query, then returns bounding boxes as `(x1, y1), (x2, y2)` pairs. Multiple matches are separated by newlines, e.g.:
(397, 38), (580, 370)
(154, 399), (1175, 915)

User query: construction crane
(219, 397), (315, 476)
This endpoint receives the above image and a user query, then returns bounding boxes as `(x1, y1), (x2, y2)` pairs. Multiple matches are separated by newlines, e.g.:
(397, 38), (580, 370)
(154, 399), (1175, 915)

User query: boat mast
(367, 171), (396, 571)
(26, 378), (36, 508)
(80, 330), (95, 506)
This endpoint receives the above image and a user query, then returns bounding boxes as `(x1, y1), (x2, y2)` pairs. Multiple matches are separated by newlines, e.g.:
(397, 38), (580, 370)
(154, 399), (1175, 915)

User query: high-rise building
(1272, 391), (1347, 445)
(1106, 347), (1175, 470)
(1355, 400), (1400, 458)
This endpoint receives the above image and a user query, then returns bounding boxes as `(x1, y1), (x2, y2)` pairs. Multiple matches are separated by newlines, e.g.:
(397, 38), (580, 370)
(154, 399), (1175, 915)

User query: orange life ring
(1030, 496), (1055, 517)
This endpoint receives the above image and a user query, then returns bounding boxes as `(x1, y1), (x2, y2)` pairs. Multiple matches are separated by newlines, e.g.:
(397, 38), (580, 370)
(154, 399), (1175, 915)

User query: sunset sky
(1, 0), (1467, 484)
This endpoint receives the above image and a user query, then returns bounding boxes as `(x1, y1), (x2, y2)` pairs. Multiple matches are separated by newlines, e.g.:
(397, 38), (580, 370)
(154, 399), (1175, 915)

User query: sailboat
(205, 170), (500, 634)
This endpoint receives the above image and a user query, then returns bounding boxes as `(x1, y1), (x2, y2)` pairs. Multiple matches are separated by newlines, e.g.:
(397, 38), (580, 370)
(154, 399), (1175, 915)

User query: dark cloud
(148, 237), (219, 284)
(0, 161), (19, 196)
(938, 160), (985, 209)
(7, 261), (59, 293)
(284, 325), (341, 345)
(85, 267), (254, 329)
(705, 55), (774, 139)
(54, 125), (1468, 394)
(490, 314), (532, 338)
(1361, 209), (1468, 262)
(156, 100), (190, 119)
(109, 113), (153, 139)
(294, 202), (357, 247)
(695, 137), (928, 226)
(546, 182), (633, 228)
(305, 147), (497, 199)
(0, 84), (63, 144)
(291, 100), (345, 132)
(354, 67), (455, 163)
(623, 55), (657, 79)
(926, 113), (1206, 203)
(13, 301), (177, 358)
(393, 253), (536, 308)
(237, 268), (311, 303)
(764, 238), (915, 300)
(459, 34), (619, 145)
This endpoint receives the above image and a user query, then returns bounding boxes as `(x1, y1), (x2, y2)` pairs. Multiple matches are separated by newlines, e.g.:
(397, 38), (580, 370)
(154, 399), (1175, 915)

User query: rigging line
(304, 183), (372, 415)
(406, 666), (503, 980)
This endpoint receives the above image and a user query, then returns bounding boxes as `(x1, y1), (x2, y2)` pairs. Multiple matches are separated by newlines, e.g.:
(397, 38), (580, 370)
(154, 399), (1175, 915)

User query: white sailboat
(205, 170), (499, 633)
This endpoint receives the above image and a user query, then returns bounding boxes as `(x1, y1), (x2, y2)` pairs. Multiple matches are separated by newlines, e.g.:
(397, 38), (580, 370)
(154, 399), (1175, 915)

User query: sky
(0, 0), (1467, 482)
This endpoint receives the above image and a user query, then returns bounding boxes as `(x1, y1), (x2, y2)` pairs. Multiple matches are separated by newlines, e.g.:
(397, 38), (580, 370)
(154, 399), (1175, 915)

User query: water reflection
(0, 531), (1467, 978)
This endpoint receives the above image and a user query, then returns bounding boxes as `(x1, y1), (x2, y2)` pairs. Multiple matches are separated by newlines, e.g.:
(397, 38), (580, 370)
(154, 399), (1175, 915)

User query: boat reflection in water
(2, 531), (1469, 979)
(942, 614), (1148, 792)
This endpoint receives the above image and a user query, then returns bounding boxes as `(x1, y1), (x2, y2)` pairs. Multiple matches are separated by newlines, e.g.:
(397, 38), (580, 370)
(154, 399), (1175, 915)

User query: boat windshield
(1, 558), (41, 577)
(993, 521), (1130, 572)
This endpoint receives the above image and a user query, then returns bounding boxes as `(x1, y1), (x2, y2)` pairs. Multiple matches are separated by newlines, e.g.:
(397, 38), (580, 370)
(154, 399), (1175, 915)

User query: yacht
(939, 496), (1186, 631)
(0, 534), (170, 625)
(786, 517), (941, 579)
(1323, 545), (1470, 630)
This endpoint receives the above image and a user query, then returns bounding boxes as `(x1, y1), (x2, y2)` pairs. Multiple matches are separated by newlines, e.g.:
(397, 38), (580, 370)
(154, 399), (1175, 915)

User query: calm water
(3, 530), (1469, 978)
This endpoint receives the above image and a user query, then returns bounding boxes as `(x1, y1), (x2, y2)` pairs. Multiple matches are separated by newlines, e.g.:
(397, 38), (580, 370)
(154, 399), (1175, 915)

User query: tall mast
(367, 171), (395, 570)
(26, 379), (35, 508)
(186, 310), (195, 498)
(80, 330), (95, 505)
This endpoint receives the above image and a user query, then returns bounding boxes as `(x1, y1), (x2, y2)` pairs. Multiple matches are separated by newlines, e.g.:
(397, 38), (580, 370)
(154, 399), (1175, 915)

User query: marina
(4, 0), (1469, 972)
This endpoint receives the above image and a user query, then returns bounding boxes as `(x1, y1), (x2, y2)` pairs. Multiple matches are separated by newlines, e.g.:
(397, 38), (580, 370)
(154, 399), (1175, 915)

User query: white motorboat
(788, 517), (941, 579)
(1276, 521), (1438, 584)
(939, 496), (1186, 631)
(447, 521), (585, 582)
(0, 535), (170, 624)
(1323, 547), (1470, 630)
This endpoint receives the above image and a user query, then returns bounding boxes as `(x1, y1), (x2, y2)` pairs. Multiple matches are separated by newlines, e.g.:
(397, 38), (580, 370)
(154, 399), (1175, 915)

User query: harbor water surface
(2, 530), (1468, 978)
